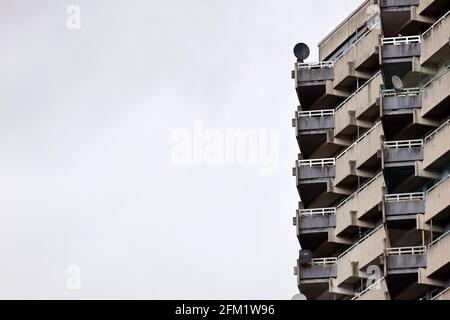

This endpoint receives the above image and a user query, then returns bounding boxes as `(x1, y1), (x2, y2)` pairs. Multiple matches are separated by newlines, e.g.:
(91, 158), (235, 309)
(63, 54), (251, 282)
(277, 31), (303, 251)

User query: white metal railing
(337, 121), (382, 160)
(336, 71), (382, 111)
(384, 140), (424, 149)
(338, 224), (384, 259)
(298, 158), (335, 167)
(337, 172), (383, 210)
(428, 230), (450, 248)
(297, 61), (334, 70)
(431, 287), (450, 301)
(335, 18), (380, 61)
(423, 64), (450, 88)
(386, 246), (426, 256)
(311, 257), (338, 265)
(352, 277), (386, 300)
(424, 118), (450, 142)
(298, 109), (335, 118)
(381, 87), (422, 97)
(381, 35), (421, 46)
(423, 9), (450, 37)
(427, 174), (450, 194)
(298, 208), (336, 216)
(385, 192), (425, 202)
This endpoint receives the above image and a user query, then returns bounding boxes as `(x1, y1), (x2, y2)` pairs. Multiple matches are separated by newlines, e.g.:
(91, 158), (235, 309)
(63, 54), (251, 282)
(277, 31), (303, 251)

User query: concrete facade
(293, 0), (450, 300)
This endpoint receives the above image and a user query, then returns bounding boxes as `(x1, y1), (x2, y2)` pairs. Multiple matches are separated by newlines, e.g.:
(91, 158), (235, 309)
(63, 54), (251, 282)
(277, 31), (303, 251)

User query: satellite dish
(392, 75), (404, 90)
(291, 293), (307, 300)
(294, 43), (310, 62)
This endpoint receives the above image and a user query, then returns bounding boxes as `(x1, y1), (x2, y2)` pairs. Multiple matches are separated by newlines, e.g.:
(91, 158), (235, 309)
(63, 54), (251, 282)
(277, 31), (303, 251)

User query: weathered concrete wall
(382, 43), (421, 59)
(299, 215), (336, 230)
(298, 166), (336, 180)
(423, 122), (450, 169)
(319, 1), (371, 61)
(336, 174), (384, 235)
(383, 95), (422, 111)
(385, 200), (425, 217)
(300, 264), (337, 280)
(384, 147), (424, 163)
(427, 233), (450, 276)
(387, 255), (427, 270)
(335, 73), (383, 136)
(381, 0), (419, 7)
(298, 116), (335, 132)
(337, 227), (387, 286)
(422, 70), (450, 117)
(425, 176), (450, 221)
(420, 13), (450, 64)
(334, 27), (381, 87)
(298, 68), (334, 82)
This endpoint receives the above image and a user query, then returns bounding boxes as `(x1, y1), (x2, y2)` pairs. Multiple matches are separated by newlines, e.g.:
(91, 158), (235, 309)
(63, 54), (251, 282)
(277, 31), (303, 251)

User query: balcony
(432, 287), (450, 300)
(386, 246), (428, 274)
(423, 119), (450, 170)
(293, 110), (347, 158)
(293, 62), (348, 109)
(381, 36), (422, 89)
(318, 1), (373, 61)
(351, 277), (390, 300)
(295, 258), (338, 300)
(381, 1), (433, 37)
(421, 66), (450, 118)
(335, 122), (383, 187)
(333, 23), (382, 89)
(385, 193), (426, 224)
(336, 173), (385, 236)
(418, 0), (450, 18)
(384, 140), (424, 167)
(335, 225), (387, 286)
(420, 10), (450, 66)
(425, 175), (450, 222)
(294, 158), (350, 208)
(426, 231), (450, 278)
(334, 72), (383, 138)
(296, 208), (336, 234)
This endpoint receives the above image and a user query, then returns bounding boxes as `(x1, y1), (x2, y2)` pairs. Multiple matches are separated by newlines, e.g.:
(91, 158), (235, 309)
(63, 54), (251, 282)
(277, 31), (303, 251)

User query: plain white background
(0, 0), (362, 299)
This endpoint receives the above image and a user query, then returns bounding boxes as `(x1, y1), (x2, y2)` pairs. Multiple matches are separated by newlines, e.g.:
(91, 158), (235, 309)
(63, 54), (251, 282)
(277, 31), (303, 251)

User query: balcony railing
(337, 121), (382, 160)
(352, 277), (386, 300)
(427, 174), (450, 194)
(337, 172), (383, 209)
(337, 224), (384, 259)
(298, 109), (335, 118)
(297, 61), (334, 70)
(423, 64), (450, 88)
(381, 88), (422, 97)
(381, 35), (421, 46)
(386, 246), (427, 256)
(298, 208), (336, 216)
(428, 230), (450, 249)
(311, 257), (338, 265)
(424, 118), (450, 142)
(431, 287), (450, 301)
(298, 158), (336, 167)
(335, 17), (381, 61)
(336, 71), (382, 111)
(423, 9), (450, 37)
(385, 192), (425, 202)
(384, 140), (424, 149)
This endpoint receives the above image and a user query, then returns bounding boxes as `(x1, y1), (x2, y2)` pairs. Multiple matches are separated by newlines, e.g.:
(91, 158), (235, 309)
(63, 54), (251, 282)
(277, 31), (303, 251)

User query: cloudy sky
(0, 0), (361, 299)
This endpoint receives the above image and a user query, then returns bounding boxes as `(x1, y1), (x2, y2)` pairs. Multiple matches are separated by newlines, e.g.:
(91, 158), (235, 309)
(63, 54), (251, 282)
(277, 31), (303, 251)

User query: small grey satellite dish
(291, 293), (307, 300)
(294, 43), (310, 62)
(392, 75), (404, 91)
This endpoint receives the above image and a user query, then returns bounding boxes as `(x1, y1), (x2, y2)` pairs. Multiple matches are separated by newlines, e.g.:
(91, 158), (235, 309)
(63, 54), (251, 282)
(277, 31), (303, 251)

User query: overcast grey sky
(0, 0), (362, 299)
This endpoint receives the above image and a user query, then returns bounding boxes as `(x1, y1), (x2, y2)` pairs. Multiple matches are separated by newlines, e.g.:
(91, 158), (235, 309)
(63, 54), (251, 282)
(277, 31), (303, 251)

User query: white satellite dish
(392, 75), (404, 91)
(291, 293), (307, 300)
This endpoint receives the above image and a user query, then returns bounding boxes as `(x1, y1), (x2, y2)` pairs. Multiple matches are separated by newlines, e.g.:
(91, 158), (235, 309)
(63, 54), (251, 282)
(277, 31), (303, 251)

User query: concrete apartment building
(292, 0), (450, 300)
